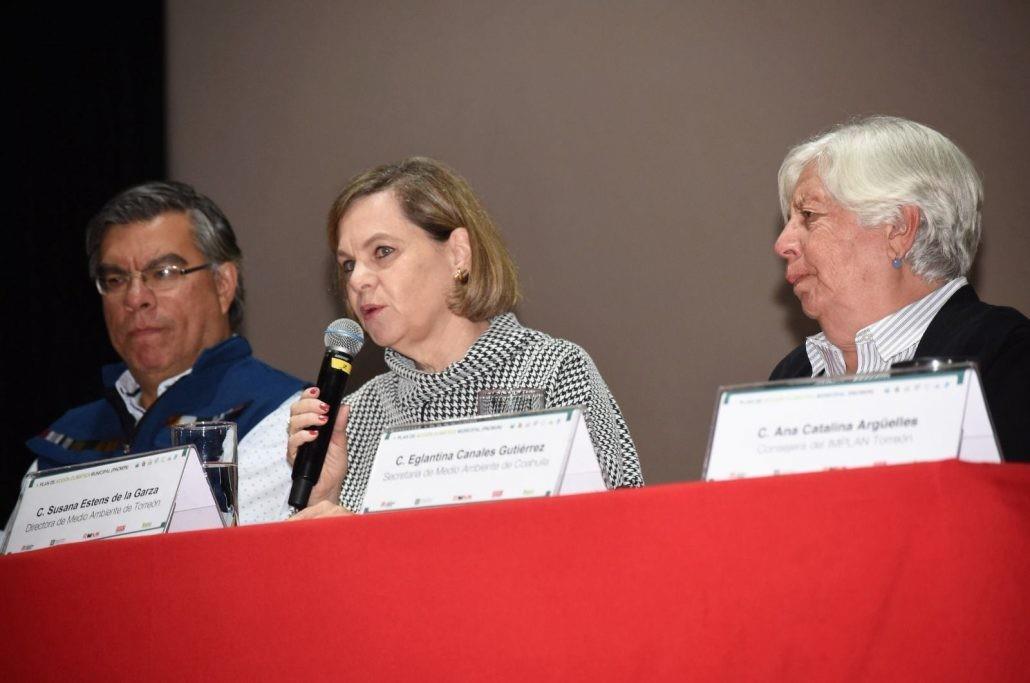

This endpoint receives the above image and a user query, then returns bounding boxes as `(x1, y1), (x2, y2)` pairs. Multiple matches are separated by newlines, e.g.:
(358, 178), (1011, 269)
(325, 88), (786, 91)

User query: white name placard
(2, 446), (223, 555)
(360, 406), (605, 513)
(703, 363), (1001, 481)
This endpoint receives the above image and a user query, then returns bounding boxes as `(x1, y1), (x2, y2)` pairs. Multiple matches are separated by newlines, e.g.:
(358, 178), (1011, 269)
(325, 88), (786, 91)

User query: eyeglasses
(94, 263), (215, 296)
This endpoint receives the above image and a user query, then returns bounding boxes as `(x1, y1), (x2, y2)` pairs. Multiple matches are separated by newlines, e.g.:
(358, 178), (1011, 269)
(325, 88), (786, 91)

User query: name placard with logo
(2, 446), (223, 555)
(361, 406), (605, 513)
(703, 362), (1001, 481)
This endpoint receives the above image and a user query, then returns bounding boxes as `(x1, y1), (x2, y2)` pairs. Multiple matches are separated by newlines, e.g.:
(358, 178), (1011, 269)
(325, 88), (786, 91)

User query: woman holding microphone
(287, 157), (643, 518)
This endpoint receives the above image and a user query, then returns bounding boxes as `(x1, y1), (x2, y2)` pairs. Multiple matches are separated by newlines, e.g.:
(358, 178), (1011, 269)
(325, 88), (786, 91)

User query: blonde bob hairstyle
(327, 157), (521, 322)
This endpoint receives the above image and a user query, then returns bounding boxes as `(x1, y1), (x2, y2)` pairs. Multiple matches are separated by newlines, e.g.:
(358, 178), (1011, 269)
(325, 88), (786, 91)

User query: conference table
(2, 460), (1027, 680)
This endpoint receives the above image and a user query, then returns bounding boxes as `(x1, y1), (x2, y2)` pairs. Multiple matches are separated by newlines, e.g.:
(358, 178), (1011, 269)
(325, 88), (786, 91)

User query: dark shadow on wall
(2, 3), (167, 527)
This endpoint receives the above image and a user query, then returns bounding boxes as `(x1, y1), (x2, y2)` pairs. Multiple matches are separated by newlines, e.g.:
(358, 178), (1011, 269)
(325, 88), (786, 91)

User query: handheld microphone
(288, 318), (365, 510)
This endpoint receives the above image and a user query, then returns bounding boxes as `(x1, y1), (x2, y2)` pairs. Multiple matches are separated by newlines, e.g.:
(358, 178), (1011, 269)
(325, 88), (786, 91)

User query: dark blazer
(770, 285), (1030, 463)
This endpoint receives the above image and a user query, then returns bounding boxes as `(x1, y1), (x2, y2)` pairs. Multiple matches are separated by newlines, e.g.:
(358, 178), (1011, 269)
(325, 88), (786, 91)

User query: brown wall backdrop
(167, 1), (1030, 484)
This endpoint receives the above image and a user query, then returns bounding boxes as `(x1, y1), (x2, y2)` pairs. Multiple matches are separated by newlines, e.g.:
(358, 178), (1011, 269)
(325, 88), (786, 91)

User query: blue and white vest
(27, 336), (305, 470)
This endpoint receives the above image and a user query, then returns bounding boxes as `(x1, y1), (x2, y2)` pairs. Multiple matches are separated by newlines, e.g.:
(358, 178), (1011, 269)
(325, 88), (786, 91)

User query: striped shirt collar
(805, 277), (967, 376)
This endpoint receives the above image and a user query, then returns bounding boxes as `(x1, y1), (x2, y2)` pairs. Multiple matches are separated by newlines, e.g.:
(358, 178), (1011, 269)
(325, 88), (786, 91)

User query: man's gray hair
(85, 181), (245, 330)
(777, 116), (983, 281)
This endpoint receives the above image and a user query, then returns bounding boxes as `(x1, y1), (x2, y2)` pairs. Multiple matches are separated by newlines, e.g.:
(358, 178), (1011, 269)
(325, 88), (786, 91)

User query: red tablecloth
(1, 461), (1028, 681)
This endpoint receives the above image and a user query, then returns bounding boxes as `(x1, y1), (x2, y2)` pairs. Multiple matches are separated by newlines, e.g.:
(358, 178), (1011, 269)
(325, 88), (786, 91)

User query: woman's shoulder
(770, 344), (811, 380)
(514, 324), (594, 367)
(920, 286), (1030, 358)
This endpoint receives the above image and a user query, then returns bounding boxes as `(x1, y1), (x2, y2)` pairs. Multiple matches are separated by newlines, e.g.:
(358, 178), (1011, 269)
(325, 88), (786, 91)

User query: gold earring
(453, 267), (470, 284)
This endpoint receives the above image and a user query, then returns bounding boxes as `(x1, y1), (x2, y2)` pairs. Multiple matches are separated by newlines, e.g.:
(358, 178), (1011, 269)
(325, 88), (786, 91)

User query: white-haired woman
(771, 116), (1029, 462)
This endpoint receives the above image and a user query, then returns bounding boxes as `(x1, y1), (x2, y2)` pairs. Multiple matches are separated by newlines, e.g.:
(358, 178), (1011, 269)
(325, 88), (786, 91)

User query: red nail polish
(308, 387), (318, 396)
(308, 429), (319, 435)
(319, 414), (328, 422)
(320, 402), (329, 412)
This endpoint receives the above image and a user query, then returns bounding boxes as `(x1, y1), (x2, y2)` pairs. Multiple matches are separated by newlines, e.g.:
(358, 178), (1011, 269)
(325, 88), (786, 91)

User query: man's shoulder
(233, 353), (306, 387)
(160, 342), (305, 430)
(210, 337), (306, 391)
(26, 395), (126, 466)
(211, 354), (306, 419)
(46, 396), (119, 430)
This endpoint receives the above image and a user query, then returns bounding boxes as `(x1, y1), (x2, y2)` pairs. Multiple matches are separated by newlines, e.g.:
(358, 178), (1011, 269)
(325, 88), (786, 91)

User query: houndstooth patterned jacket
(339, 313), (643, 511)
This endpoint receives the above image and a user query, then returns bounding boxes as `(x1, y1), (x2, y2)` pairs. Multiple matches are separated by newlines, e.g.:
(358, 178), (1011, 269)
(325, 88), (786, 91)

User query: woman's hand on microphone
(288, 500), (353, 521)
(286, 387), (351, 509)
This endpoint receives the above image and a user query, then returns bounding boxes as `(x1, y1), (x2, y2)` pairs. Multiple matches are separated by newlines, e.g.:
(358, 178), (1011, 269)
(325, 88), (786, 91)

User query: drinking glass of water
(170, 421), (239, 527)
(477, 388), (546, 415)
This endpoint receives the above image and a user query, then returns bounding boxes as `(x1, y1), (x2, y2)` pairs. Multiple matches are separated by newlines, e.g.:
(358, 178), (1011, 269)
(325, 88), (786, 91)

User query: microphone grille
(324, 318), (364, 355)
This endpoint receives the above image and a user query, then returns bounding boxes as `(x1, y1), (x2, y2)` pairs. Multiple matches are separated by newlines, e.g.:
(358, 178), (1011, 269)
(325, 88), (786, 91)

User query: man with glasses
(23, 182), (305, 524)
